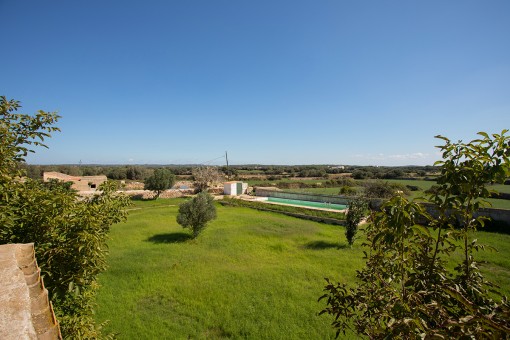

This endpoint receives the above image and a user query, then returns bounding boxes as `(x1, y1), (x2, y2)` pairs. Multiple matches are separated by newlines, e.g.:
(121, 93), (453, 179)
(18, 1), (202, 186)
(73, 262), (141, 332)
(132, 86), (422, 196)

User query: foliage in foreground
(177, 192), (217, 238)
(320, 130), (510, 338)
(0, 96), (131, 339)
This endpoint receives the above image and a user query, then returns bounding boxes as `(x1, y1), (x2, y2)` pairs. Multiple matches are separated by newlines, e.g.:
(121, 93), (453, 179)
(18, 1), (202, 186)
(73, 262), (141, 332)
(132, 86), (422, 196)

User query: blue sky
(2, 1), (509, 166)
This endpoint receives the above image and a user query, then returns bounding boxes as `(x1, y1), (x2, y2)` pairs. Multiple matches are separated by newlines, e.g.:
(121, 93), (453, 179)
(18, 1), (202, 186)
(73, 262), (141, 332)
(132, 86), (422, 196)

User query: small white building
(224, 181), (248, 196)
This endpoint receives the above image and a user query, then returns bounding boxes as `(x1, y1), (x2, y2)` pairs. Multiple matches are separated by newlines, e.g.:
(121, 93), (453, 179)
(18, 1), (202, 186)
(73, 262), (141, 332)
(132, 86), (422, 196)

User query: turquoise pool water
(266, 197), (347, 210)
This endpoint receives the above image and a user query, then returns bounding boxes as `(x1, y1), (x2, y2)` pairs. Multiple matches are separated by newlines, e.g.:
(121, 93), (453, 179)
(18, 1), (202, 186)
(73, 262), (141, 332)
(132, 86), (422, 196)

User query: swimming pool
(266, 197), (347, 211)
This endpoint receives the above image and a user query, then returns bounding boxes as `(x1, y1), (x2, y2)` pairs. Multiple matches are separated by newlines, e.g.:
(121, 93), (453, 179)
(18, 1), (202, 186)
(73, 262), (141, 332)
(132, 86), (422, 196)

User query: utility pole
(225, 151), (229, 180)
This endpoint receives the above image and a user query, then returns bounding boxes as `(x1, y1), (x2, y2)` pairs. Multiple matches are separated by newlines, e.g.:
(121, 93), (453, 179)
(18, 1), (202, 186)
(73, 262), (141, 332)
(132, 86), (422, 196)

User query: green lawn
(95, 199), (362, 339)
(95, 199), (510, 339)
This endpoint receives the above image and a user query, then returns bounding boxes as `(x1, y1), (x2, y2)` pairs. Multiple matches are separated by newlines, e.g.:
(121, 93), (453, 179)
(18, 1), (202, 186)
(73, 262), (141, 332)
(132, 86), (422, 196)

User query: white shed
(224, 181), (248, 196)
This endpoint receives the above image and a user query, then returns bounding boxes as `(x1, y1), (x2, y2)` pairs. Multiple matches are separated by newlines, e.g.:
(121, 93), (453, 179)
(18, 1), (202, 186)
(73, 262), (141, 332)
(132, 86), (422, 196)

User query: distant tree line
(350, 166), (438, 180)
(20, 163), (439, 182)
(20, 164), (190, 181)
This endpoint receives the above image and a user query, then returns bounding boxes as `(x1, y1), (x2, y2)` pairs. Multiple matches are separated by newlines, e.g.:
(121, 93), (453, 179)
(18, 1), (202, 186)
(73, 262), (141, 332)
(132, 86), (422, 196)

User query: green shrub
(339, 186), (357, 195)
(362, 180), (409, 198)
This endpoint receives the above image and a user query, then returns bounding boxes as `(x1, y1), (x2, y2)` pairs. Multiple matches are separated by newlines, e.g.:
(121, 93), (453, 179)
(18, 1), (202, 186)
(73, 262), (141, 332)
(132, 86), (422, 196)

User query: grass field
(95, 199), (362, 339)
(247, 178), (328, 186)
(95, 199), (510, 339)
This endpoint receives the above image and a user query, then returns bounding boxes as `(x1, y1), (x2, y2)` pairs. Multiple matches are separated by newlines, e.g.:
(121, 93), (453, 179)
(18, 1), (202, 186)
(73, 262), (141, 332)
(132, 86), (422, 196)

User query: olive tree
(0, 96), (131, 338)
(144, 168), (175, 198)
(176, 192), (217, 238)
(320, 131), (510, 338)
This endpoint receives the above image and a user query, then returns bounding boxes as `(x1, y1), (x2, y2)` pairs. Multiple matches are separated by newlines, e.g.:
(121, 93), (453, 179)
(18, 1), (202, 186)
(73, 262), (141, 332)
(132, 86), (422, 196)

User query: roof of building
(0, 243), (61, 340)
(43, 172), (107, 182)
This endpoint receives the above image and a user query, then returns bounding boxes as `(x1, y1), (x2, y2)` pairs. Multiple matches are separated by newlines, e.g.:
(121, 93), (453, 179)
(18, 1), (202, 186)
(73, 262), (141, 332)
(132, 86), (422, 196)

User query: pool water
(266, 197), (347, 211)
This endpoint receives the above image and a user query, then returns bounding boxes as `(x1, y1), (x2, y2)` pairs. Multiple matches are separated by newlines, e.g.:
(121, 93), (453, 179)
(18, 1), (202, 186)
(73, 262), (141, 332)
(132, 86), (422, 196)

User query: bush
(339, 186), (357, 195)
(352, 170), (371, 180)
(363, 180), (409, 199)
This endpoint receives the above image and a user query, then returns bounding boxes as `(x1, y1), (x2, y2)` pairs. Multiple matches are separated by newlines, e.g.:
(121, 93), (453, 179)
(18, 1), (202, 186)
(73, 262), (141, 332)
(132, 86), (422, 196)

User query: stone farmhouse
(43, 172), (107, 191)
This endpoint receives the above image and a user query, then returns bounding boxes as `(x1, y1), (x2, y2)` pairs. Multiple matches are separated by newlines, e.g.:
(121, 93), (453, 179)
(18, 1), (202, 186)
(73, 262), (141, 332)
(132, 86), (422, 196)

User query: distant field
(386, 180), (510, 209)
(272, 179), (510, 210)
(95, 199), (510, 339)
(279, 187), (346, 195)
(247, 178), (330, 186)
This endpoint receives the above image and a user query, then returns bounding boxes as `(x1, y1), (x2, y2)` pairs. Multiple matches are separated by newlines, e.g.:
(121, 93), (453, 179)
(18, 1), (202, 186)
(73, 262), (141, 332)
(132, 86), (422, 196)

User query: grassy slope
(95, 199), (510, 339)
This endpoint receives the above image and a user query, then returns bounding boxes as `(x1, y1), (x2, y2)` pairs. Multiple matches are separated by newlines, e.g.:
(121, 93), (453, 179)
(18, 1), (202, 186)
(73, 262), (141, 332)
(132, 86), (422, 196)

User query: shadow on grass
(303, 240), (347, 250)
(130, 194), (156, 201)
(146, 232), (192, 244)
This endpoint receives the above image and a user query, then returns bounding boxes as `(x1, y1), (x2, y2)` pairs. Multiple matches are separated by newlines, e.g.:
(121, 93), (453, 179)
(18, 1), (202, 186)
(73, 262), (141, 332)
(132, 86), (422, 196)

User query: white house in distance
(224, 181), (248, 196)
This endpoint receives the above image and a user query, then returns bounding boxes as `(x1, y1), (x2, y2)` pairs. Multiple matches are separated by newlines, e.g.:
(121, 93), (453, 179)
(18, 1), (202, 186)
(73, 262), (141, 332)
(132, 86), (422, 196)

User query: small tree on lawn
(176, 192), (217, 238)
(144, 168), (175, 198)
(344, 196), (368, 246)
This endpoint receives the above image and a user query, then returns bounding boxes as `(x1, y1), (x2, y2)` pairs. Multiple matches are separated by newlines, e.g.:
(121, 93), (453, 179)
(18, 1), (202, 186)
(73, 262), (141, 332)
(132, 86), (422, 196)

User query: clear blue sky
(2, 1), (509, 166)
